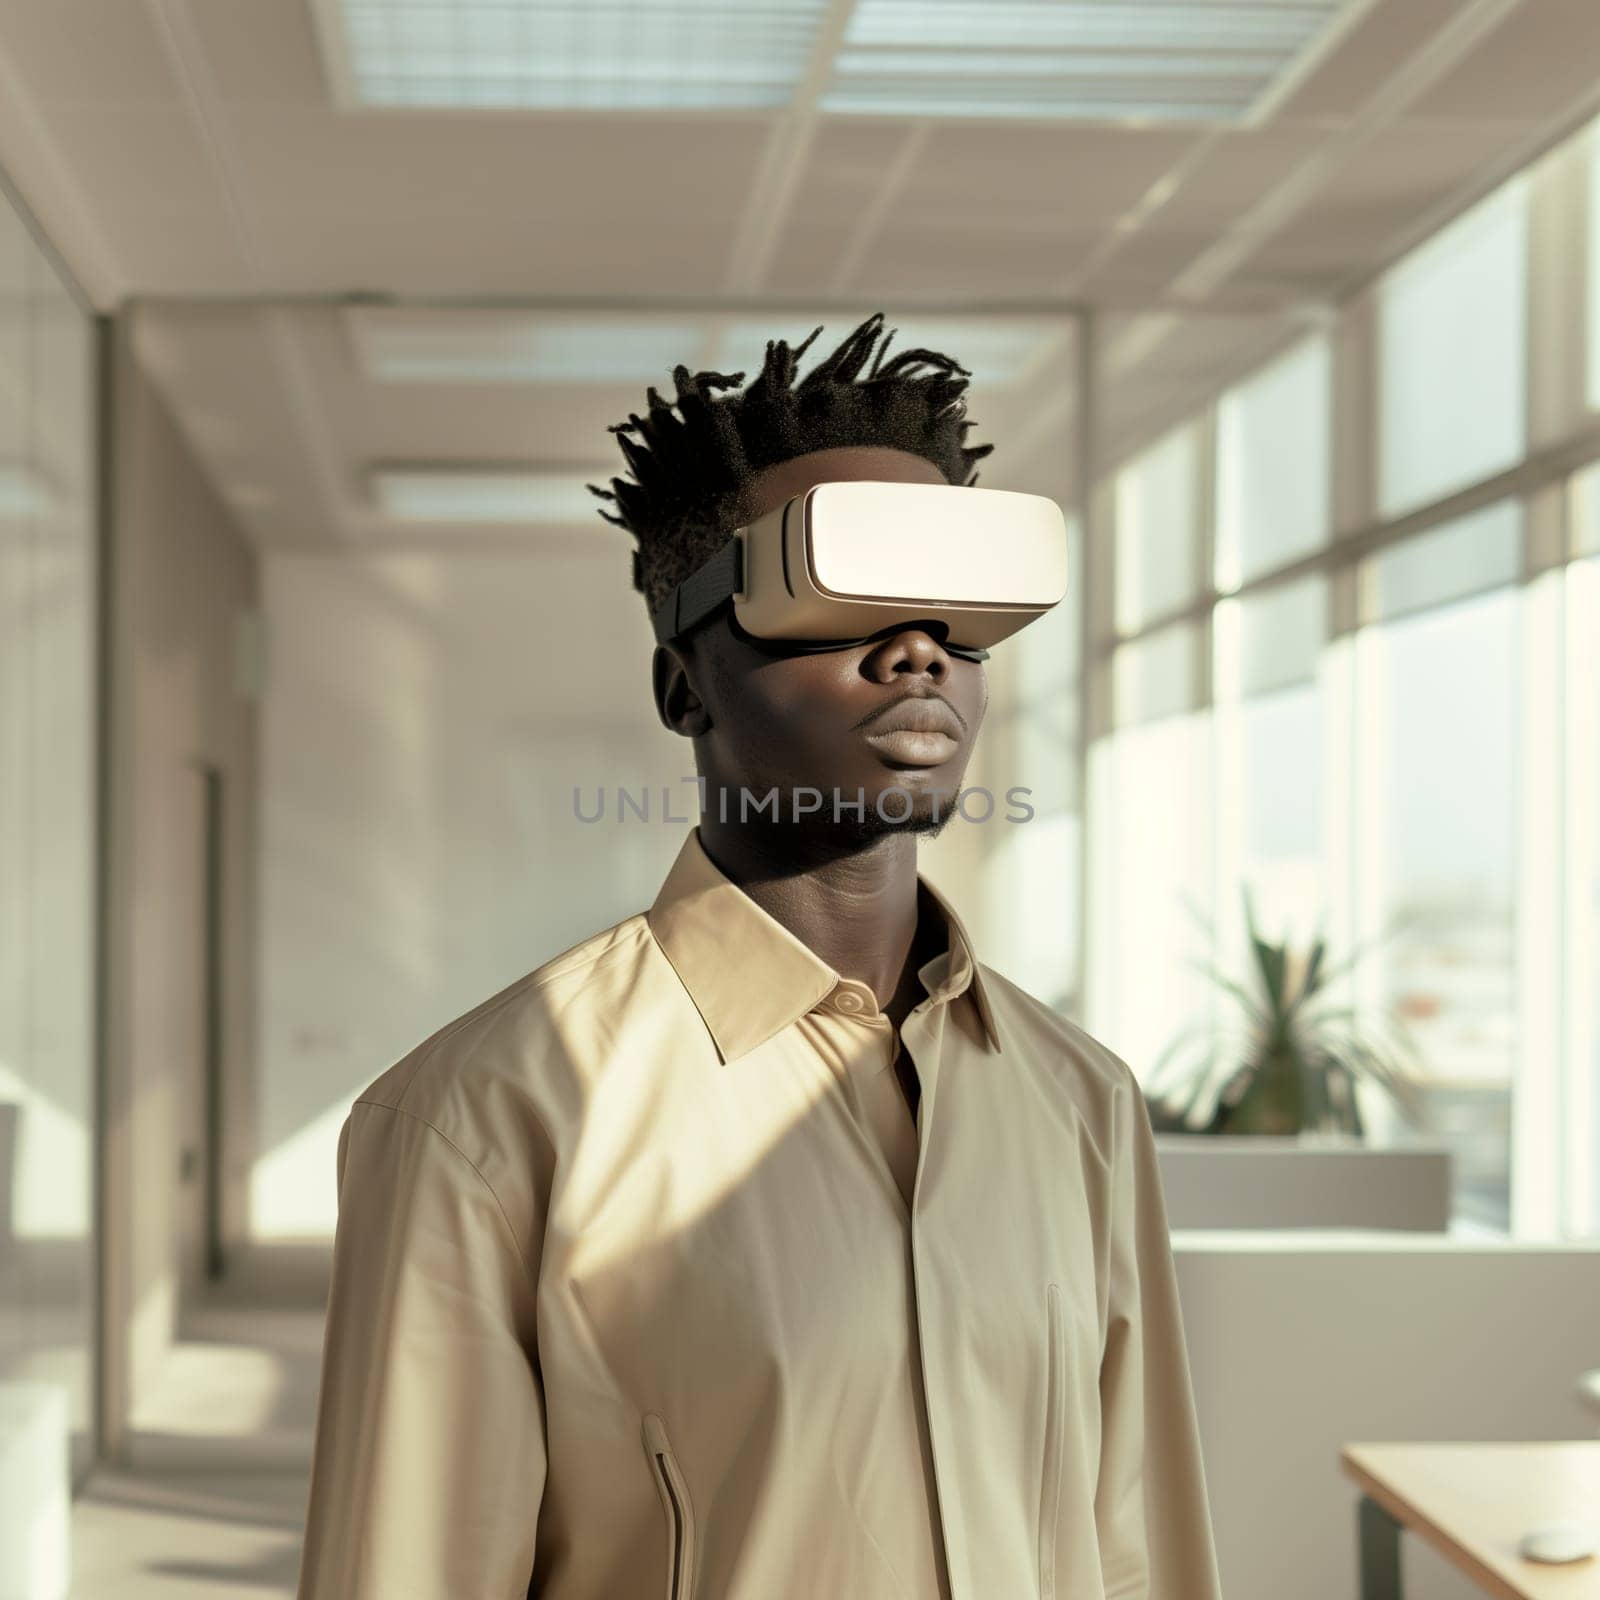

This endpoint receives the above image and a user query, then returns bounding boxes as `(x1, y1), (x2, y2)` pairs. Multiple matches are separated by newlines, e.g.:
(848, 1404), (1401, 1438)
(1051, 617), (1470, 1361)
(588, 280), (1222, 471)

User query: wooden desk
(1341, 1443), (1600, 1600)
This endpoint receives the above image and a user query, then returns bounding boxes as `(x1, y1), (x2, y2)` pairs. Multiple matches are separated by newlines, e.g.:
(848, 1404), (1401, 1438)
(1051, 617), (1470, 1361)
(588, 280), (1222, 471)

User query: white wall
(252, 545), (1074, 1245)
(253, 547), (687, 1241)
(1176, 1236), (1600, 1600)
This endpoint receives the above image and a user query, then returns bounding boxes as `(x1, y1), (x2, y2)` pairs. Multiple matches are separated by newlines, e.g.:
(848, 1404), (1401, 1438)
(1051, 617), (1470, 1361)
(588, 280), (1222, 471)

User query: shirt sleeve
(296, 1098), (548, 1600)
(1094, 1075), (1223, 1600)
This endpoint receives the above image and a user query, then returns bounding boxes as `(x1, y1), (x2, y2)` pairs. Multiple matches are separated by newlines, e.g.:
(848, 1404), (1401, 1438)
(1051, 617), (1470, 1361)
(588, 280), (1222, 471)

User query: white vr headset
(648, 480), (1070, 663)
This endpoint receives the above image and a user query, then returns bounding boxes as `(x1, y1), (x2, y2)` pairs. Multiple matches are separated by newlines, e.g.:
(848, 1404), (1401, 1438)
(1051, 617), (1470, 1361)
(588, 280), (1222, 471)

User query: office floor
(70, 1304), (321, 1598)
(70, 1467), (308, 1598)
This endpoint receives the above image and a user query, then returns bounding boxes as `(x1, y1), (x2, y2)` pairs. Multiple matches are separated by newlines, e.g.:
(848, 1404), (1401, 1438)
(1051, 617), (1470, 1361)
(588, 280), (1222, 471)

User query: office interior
(2, 2), (1600, 1597)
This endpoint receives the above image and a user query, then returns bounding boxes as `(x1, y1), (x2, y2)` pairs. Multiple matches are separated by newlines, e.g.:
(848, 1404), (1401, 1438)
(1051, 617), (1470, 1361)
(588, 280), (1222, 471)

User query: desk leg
(1357, 1496), (1402, 1600)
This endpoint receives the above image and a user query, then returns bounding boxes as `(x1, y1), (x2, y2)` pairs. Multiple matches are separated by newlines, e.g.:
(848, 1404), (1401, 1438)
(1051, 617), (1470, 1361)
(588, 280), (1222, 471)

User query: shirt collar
(647, 828), (1001, 1064)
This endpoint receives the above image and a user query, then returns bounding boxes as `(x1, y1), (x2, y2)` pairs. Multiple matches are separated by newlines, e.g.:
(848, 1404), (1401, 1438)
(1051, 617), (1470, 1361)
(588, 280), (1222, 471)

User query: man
(296, 314), (1223, 1599)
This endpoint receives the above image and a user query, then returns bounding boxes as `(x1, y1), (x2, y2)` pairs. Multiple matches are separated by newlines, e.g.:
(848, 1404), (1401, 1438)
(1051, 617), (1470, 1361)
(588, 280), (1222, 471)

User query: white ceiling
(4, 0), (1600, 549)
(127, 301), (1093, 551)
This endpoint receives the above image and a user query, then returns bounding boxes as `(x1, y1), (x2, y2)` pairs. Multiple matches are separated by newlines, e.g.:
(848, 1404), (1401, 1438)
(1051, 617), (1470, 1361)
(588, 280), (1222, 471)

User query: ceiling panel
(1297, 115), (1544, 231)
(225, 108), (766, 222)
(777, 123), (916, 241)
(105, 226), (258, 297)
(1136, 127), (1328, 228)
(761, 219), (861, 295)
(806, 121), (917, 177)
(254, 212), (746, 296)
(898, 124), (1200, 230)
(1271, 0), (1468, 121)
(41, 108), (227, 219)
(1074, 230), (1218, 303)
(1408, 0), (1600, 121)
(189, 0), (337, 107)
(851, 222), (1098, 300)
(1226, 114), (1544, 297)
(0, 0), (184, 107)
(782, 166), (901, 230)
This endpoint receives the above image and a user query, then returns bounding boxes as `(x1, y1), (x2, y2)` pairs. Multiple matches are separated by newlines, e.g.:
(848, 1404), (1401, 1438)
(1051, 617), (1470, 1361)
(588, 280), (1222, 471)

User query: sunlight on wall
(978, 811), (1080, 1009)
(251, 1095), (358, 1241)
(254, 548), (685, 1238)
(0, 1064), (89, 1238)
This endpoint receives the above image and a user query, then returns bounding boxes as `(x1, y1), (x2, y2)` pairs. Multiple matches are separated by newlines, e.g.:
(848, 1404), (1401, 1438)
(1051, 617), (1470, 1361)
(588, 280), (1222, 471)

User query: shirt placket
(817, 978), (961, 1600)
(898, 992), (960, 1600)
(812, 982), (911, 1214)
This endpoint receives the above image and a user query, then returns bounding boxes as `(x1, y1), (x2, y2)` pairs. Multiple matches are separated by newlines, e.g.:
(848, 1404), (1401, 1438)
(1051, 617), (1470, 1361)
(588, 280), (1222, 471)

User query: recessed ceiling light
(826, 0), (1344, 122)
(372, 466), (608, 524)
(348, 309), (705, 384)
(323, 0), (829, 112)
(318, 0), (1344, 122)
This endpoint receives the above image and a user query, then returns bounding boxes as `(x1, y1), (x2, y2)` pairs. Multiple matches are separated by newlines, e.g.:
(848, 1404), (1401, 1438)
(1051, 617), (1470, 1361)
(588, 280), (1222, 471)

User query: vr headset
(647, 480), (1069, 663)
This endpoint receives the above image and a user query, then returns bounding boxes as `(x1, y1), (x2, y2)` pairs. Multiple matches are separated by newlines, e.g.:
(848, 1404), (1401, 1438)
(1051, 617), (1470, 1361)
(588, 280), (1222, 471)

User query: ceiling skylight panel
(843, 2), (1336, 52)
(827, 0), (1343, 122)
(353, 315), (705, 383)
(372, 467), (605, 523)
(330, 0), (828, 112)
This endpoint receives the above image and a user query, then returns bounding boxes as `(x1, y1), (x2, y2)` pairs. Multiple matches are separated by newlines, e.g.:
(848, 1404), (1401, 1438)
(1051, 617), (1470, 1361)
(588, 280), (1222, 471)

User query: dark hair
(590, 311), (994, 615)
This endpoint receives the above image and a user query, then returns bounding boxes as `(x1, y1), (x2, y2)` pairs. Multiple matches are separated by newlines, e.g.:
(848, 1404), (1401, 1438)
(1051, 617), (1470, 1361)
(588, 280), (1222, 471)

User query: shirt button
(833, 989), (865, 1013)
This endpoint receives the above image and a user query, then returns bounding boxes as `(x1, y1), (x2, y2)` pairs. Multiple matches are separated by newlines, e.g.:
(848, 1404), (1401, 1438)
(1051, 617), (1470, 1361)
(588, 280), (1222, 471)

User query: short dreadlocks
(590, 311), (994, 618)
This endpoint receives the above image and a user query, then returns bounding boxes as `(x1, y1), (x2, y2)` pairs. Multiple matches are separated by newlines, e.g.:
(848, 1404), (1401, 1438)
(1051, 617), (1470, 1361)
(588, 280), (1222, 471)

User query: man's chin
(821, 794), (957, 846)
(705, 775), (968, 841)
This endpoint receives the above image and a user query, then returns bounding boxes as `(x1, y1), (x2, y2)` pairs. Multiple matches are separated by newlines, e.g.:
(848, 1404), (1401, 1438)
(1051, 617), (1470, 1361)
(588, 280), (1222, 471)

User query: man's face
(653, 445), (988, 841)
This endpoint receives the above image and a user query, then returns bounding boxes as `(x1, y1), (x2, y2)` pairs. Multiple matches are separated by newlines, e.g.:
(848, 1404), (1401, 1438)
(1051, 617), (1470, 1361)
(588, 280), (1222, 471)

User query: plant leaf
(1301, 938), (1326, 1004)
(1184, 957), (1270, 1028)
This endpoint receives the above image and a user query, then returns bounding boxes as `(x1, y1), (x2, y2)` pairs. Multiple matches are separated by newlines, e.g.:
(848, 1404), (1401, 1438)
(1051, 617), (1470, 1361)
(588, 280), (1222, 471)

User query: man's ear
(652, 643), (713, 738)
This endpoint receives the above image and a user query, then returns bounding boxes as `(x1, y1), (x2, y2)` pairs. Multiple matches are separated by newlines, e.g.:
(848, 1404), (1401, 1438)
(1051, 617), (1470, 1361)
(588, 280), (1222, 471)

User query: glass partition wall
(0, 180), (99, 1475)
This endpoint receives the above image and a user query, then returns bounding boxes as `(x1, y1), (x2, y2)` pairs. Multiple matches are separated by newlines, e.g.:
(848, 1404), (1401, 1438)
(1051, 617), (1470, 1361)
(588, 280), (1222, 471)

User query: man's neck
(694, 823), (936, 1024)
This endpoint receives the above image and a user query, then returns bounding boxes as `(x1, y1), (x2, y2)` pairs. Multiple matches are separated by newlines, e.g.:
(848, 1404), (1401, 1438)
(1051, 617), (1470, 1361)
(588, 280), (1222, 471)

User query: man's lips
(858, 694), (965, 767)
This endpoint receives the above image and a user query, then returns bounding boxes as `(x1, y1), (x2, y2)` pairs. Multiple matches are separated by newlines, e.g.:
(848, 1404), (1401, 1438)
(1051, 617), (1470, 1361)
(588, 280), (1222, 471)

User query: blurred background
(3, 1), (1600, 1596)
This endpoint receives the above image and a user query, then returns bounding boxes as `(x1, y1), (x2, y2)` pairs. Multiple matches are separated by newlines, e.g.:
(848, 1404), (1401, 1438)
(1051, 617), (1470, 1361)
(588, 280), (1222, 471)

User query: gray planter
(1155, 1135), (1453, 1231)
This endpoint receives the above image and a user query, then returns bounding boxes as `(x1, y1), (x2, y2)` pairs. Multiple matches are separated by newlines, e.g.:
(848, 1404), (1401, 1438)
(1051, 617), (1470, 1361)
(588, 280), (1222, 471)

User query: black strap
(649, 538), (744, 644)
(650, 536), (990, 661)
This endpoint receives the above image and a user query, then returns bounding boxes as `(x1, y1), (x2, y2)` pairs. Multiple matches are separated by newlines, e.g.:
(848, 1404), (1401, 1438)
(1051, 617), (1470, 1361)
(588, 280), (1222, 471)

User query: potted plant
(1144, 891), (1424, 1138)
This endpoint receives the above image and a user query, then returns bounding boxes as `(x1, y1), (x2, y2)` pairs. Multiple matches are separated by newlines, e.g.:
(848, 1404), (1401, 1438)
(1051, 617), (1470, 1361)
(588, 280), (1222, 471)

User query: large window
(1095, 623), (1213, 1083)
(1355, 506), (1523, 1228)
(1215, 335), (1330, 590)
(1114, 421), (1201, 635)
(1084, 107), (1600, 1238)
(977, 550), (1082, 1012)
(1377, 181), (1528, 518)
(1213, 575), (1328, 958)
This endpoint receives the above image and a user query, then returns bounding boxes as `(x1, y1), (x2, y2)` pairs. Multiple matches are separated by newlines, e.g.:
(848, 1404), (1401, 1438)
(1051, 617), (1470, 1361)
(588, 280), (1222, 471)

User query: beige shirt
(297, 829), (1222, 1600)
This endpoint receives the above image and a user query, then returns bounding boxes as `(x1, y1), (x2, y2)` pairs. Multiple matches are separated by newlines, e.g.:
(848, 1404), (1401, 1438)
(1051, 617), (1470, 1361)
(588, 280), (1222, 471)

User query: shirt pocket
(1038, 1281), (1067, 1600)
(642, 1412), (698, 1600)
